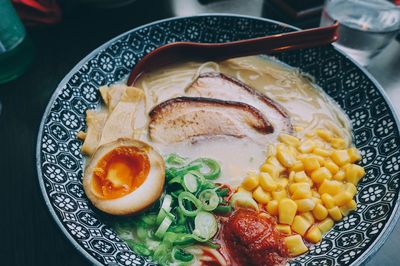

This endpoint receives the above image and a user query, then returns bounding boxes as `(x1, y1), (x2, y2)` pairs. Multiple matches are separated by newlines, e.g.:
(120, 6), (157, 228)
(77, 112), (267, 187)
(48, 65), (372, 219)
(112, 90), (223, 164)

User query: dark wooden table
(1, 1), (398, 265)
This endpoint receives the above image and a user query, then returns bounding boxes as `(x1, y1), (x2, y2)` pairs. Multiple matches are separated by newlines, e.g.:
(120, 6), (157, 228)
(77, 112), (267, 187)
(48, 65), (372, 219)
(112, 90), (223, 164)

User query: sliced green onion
(190, 158), (221, 180)
(192, 211), (218, 242)
(168, 175), (183, 185)
(136, 224), (148, 240)
(200, 181), (217, 191)
(198, 189), (220, 211)
(140, 214), (157, 226)
(214, 205), (232, 214)
(174, 234), (195, 246)
(153, 242), (172, 264)
(174, 248), (194, 262)
(168, 225), (187, 233)
(171, 189), (184, 199)
(176, 207), (187, 225)
(156, 195), (173, 225)
(183, 173), (199, 193)
(178, 191), (202, 217)
(155, 215), (173, 239)
(216, 187), (230, 197)
(166, 153), (188, 168)
(204, 241), (221, 249)
(163, 231), (178, 243)
(132, 242), (152, 256)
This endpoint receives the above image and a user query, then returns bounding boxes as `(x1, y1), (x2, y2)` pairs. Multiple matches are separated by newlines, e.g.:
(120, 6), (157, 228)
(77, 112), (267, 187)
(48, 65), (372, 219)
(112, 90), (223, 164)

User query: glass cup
(320, 0), (400, 66)
(0, 0), (34, 84)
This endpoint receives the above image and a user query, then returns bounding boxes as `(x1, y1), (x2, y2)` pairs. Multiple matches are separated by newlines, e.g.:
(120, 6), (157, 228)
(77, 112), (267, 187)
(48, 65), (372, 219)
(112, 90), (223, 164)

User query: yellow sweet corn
(267, 200), (279, 216)
(340, 199), (357, 216)
(284, 235), (308, 256)
(316, 129), (333, 142)
(344, 183), (357, 196)
(311, 167), (332, 184)
(348, 147), (361, 163)
(291, 161), (304, 172)
(301, 212), (315, 224)
(325, 160), (339, 175)
(237, 187), (251, 194)
(275, 177), (289, 189)
(265, 156), (286, 173)
(241, 174), (259, 191)
(276, 147), (297, 168)
(313, 203), (328, 221)
(333, 169), (346, 181)
(333, 191), (353, 206)
(313, 147), (332, 157)
(312, 197), (323, 205)
(295, 199), (316, 212)
(345, 164), (365, 185)
(291, 188), (312, 200)
(289, 182), (311, 194)
(279, 198), (297, 225)
(294, 171), (308, 183)
(279, 133), (301, 147)
(276, 224), (291, 235)
(321, 193), (335, 209)
(305, 131), (315, 138)
(331, 137), (347, 149)
(302, 156), (320, 173)
(318, 180), (343, 196)
(291, 215), (312, 236)
(298, 139), (316, 153)
(252, 186), (271, 204)
(272, 189), (288, 201)
(259, 172), (277, 192)
(318, 218), (334, 234)
(306, 226), (322, 244)
(328, 206), (343, 221)
(260, 163), (280, 179)
(331, 150), (351, 166)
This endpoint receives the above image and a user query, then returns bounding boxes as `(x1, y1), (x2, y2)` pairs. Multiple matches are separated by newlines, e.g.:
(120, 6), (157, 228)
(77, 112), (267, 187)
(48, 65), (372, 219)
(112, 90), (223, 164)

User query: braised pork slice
(186, 72), (292, 133)
(80, 110), (108, 156)
(148, 97), (273, 144)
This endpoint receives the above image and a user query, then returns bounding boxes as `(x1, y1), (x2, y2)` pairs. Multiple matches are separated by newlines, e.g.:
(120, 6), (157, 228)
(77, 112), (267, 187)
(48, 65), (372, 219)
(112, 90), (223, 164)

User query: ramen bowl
(37, 14), (400, 265)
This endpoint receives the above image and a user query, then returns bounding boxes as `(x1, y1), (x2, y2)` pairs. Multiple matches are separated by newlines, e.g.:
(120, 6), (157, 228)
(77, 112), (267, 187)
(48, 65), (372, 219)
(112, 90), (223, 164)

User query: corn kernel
(265, 156), (285, 173)
(276, 147), (297, 168)
(279, 198), (297, 225)
(291, 188), (312, 200)
(237, 187), (251, 194)
(301, 212), (315, 224)
(333, 169), (346, 181)
(313, 203), (328, 221)
(313, 147), (332, 157)
(318, 180), (343, 196)
(325, 160), (339, 175)
(333, 191), (353, 206)
(340, 199), (357, 216)
(260, 163), (280, 179)
(331, 137), (347, 149)
(312, 197), (322, 205)
(302, 157), (321, 173)
(259, 172), (277, 192)
(291, 215), (312, 236)
(279, 133), (301, 147)
(344, 183), (357, 196)
(312, 155), (326, 165)
(298, 140), (316, 153)
(275, 177), (289, 189)
(318, 218), (334, 234)
(291, 161), (304, 172)
(312, 190), (320, 198)
(348, 147), (361, 163)
(306, 225), (322, 244)
(276, 224), (291, 234)
(295, 199), (316, 212)
(316, 129), (333, 142)
(252, 186), (271, 204)
(345, 164), (365, 185)
(284, 235), (308, 256)
(241, 174), (259, 191)
(294, 171), (308, 183)
(305, 131), (315, 138)
(289, 182), (311, 194)
(328, 206), (343, 221)
(331, 150), (351, 166)
(288, 171), (295, 183)
(267, 200), (279, 216)
(311, 167), (332, 184)
(321, 193), (335, 209)
(272, 189), (288, 201)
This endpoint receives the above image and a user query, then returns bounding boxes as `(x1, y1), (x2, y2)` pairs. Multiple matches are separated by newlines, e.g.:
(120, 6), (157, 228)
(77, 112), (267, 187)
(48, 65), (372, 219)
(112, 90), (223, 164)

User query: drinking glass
(320, 0), (400, 66)
(0, 0), (34, 84)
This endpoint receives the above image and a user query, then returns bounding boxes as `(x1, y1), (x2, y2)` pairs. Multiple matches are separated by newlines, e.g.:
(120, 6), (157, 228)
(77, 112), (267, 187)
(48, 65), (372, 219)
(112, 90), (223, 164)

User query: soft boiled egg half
(83, 138), (165, 215)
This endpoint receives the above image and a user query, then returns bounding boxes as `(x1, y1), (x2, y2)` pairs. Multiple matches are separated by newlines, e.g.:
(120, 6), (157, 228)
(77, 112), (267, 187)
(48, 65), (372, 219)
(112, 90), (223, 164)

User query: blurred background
(0, 0), (399, 265)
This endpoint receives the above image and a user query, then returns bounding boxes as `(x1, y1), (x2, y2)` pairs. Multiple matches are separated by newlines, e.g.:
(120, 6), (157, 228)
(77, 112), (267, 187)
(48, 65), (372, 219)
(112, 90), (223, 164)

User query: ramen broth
(134, 56), (351, 187)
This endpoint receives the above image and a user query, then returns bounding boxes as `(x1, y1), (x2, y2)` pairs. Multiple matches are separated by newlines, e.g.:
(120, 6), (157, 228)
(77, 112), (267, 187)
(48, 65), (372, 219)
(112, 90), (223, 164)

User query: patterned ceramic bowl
(36, 14), (400, 266)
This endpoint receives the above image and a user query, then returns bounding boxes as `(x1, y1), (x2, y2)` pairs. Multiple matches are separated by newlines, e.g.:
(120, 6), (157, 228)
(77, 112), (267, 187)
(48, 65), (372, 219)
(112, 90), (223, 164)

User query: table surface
(1, 1), (399, 265)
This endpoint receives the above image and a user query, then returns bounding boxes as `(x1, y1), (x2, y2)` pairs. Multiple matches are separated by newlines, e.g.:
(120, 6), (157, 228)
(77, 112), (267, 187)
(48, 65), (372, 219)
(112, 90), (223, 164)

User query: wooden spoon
(127, 22), (339, 85)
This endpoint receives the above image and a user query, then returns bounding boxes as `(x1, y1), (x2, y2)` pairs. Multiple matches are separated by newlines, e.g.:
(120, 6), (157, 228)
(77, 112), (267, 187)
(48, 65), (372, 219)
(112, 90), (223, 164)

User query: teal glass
(0, 0), (34, 84)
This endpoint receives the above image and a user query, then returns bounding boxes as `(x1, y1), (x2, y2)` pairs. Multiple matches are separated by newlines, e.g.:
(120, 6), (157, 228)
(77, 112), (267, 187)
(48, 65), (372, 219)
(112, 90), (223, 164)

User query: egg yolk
(92, 146), (150, 199)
